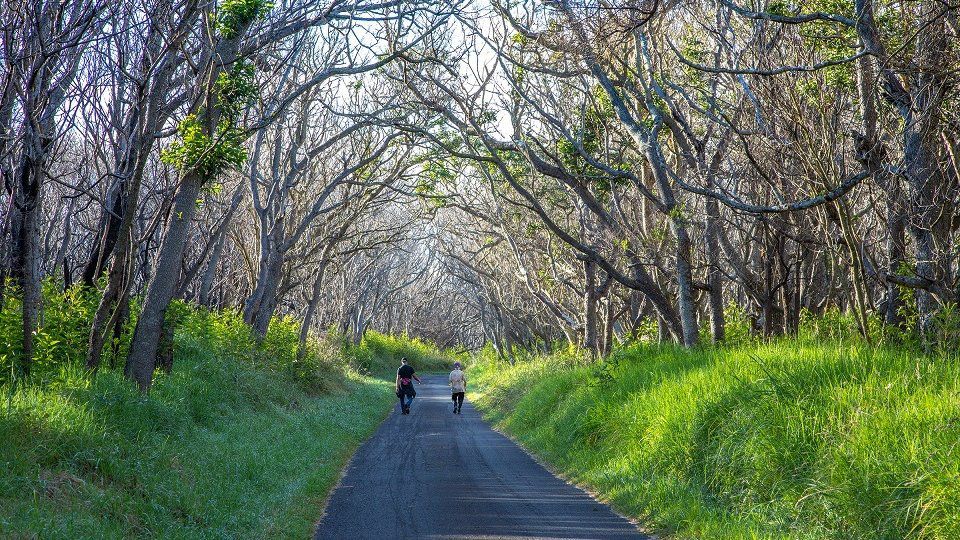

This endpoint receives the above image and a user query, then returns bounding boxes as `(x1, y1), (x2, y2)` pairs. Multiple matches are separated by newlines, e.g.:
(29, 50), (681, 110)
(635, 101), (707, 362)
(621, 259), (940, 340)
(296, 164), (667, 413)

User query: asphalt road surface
(314, 374), (646, 539)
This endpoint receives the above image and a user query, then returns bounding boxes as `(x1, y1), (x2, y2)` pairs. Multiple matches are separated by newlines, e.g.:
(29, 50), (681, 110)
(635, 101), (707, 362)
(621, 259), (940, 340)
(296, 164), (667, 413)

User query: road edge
(467, 390), (659, 539)
(309, 383), (397, 538)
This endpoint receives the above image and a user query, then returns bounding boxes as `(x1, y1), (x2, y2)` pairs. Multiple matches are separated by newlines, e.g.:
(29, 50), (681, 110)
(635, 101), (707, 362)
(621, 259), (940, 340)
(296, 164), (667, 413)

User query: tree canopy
(1, 0), (958, 387)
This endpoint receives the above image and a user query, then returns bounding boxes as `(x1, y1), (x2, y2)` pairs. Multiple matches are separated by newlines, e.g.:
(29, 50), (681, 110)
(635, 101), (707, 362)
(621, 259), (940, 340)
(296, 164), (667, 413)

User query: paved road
(314, 374), (646, 539)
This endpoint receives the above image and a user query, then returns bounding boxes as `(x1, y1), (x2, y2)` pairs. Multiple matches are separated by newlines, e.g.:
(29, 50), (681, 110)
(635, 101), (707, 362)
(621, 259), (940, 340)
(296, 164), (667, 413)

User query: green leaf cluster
(215, 0), (273, 39)
(215, 60), (257, 120)
(160, 114), (247, 179)
(554, 92), (628, 199)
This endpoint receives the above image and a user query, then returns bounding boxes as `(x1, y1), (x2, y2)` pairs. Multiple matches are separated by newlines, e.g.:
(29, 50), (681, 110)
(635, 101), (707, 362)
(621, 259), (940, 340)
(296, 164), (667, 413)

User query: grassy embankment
(0, 285), (451, 538)
(469, 314), (960, 539)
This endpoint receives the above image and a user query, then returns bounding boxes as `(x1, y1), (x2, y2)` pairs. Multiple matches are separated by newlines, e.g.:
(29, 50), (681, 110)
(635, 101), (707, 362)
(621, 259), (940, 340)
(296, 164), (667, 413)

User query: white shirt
(449, 369), (466, 392)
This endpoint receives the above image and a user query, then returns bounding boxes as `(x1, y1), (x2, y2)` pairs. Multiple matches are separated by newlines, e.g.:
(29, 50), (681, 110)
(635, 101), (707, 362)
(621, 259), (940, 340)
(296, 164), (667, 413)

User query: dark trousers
(452, 392), (464, 409)
(398, 385), (415, 410)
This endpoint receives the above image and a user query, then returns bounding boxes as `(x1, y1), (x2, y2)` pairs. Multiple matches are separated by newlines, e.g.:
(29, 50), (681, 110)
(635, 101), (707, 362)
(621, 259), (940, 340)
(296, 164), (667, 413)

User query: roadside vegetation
(349, 331), (456, 377)
(0, 286), (450, 538)
(470, 311), (960, 540)
(1, 1), (958, 538)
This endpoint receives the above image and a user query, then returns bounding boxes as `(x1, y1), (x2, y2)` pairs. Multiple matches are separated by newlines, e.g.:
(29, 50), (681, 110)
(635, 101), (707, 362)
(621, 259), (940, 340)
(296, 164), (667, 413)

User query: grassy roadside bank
(469, 339), (960, 539)
(0, 289), (451, 538)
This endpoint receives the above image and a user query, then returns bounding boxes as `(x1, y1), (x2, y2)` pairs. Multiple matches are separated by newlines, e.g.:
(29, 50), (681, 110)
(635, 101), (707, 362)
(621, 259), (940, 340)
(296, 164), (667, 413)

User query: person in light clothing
(449, 362), (467, 414)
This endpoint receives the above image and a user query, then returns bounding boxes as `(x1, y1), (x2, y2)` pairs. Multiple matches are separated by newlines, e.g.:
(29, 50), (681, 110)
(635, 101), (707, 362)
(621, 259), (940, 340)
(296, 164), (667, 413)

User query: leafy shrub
(929, 303), (960, 354)
(1, 281), (102, 385)
(798, 306), (856, 342)
(723, 301), (756, 346)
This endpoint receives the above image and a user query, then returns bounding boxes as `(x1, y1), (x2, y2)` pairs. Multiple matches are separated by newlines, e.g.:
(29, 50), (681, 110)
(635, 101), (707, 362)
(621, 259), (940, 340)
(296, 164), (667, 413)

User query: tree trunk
(81, 177), (126, 287)
(86, 141), (156, 371)
(647, 144), (699, 346)
(855, 52), (906, 326)
(704, 186), (725, 342)
(109, 285), (132, 369)
(298, 258), (331, 359)
(629, 256), (683, 342)
(124, 13), (257, 389)
(244, 220), (284, 339)
(125, 175), (203, 389)
(601, 294), (615, 357)
(0, 197), (11, 309)
(13, 158), (43, 377)
(251, 260), (282, 339)
(835, 202), (872, 340)
(582, 258), (599, 355)
(885, 200), (907, 325)
(671, 217), (699, 346)
(86, 244), (131, 371)
(855, 0), (953, 331)
(198, 231), (226, 306)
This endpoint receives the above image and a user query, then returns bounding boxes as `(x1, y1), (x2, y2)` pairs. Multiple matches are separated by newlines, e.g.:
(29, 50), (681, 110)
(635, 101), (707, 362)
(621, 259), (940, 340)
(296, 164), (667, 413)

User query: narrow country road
(314, 374), (646, 539)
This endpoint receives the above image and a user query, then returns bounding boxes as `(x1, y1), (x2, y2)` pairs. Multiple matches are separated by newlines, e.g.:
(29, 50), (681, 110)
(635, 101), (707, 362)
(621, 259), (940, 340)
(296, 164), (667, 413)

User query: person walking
(449, 361), (466, 414)
(396, 357), (421, 415)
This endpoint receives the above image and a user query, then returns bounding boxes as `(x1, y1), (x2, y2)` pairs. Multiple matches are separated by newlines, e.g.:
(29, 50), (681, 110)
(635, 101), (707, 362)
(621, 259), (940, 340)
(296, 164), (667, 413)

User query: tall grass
(343, 330), (456, 376)
(470, 337), (960, 539)
(0, 285), (448, 538)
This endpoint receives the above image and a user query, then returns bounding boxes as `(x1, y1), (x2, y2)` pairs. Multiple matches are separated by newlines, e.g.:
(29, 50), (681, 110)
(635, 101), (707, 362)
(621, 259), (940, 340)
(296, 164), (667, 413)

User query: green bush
(0, 285), (360, 395)
(1, 282), (105, 385)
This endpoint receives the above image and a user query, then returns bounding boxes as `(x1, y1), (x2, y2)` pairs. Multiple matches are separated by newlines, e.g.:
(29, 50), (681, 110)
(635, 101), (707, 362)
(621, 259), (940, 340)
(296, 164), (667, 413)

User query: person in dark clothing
(395, 357), (421, 414)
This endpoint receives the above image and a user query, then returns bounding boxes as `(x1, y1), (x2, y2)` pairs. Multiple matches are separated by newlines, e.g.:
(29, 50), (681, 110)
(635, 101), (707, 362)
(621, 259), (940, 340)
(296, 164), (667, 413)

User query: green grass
(0, 288), (451, 538)
(0, 333), (394, 538)
(469, 340), (960, 539)
(346, 330), (456, 376)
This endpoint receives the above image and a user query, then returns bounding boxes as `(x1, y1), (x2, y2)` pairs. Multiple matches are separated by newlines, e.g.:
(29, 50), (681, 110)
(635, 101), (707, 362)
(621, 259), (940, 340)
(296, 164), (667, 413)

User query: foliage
(214, 0), (272, 39)
(928, 303), (960, 355)
(0, 281), (122, 386)
(723, 301), (757, 346)
(1, 285), (457, 394)
(160, 114), (248, 179)
(340, 330), (456, 376)
(797, 306), (862, 343)
(632, 316), (660, 343)
(162, 0), (268, 181)
(469, 339), (960, 539)
(214, 60), (258, 119)
(553, 88), (629, 200)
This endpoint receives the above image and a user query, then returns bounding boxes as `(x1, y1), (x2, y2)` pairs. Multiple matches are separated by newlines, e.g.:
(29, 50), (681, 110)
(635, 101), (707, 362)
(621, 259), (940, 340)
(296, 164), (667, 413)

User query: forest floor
(314, 374), (644, 539)
(468, 340), (960, 540)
